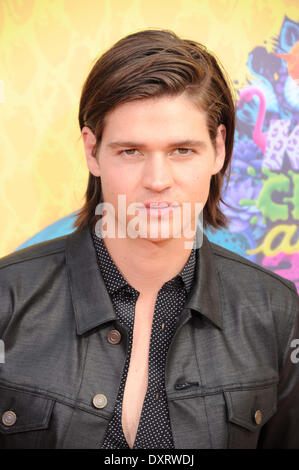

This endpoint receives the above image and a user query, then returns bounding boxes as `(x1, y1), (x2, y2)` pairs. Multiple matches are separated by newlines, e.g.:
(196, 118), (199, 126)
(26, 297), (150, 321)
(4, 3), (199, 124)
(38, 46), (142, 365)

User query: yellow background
(0, 0), (298, 257)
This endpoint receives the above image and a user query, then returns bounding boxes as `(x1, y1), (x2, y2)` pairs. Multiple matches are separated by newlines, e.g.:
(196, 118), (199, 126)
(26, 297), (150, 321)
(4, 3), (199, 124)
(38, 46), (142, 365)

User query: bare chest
(121, 293), (157, 447)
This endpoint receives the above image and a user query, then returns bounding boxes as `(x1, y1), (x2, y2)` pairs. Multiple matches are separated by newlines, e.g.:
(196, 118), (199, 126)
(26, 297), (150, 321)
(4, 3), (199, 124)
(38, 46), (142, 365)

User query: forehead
(101, 93), (209, 142)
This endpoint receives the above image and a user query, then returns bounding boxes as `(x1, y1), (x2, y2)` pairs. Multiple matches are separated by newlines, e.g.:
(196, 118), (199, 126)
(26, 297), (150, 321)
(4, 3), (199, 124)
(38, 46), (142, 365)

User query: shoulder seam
(211, 246), (296, 293)
(0, 247), (66, 271)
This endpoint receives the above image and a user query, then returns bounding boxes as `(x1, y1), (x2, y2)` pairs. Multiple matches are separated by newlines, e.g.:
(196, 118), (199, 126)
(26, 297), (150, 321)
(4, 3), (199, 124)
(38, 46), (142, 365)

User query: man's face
(83, 93), (226, 242)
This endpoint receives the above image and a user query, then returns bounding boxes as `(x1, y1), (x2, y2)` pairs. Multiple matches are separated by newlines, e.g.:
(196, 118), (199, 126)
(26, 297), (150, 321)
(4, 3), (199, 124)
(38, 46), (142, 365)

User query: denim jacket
(0, 225), (298, 448)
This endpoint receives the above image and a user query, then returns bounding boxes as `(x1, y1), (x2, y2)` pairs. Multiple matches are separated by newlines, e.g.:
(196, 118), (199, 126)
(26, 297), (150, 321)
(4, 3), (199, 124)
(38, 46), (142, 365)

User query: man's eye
(174, 148), (193, 156)
(122, 149), (139, 156)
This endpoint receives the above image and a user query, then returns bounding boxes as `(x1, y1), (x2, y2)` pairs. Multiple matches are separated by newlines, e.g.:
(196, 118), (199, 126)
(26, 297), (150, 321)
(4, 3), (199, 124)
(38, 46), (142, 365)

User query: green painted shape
(283, 170), (299, 220)
(255, 168), (290, 222)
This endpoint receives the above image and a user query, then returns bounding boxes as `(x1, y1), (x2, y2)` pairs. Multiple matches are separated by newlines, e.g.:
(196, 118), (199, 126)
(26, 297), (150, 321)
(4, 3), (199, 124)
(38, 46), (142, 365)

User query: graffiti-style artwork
(216, 16), (299, 292)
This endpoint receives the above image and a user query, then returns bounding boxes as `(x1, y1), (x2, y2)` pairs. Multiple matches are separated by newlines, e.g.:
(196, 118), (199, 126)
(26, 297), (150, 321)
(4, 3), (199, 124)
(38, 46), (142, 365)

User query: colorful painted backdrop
(0, 0), (298, 292)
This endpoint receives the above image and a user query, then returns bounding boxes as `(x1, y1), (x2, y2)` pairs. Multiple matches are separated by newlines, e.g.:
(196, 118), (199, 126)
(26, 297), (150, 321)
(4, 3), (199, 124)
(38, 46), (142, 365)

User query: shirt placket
(133, 284), (181, 449)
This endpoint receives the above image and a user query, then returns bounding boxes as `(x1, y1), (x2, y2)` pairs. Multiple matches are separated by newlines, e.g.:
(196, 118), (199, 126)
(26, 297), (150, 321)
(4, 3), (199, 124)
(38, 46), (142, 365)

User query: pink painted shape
(238, 87), (268, 153)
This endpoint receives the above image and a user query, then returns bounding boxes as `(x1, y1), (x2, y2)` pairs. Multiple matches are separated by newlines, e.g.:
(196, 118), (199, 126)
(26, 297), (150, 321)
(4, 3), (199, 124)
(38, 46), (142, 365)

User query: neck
(94, 227), (194, 295)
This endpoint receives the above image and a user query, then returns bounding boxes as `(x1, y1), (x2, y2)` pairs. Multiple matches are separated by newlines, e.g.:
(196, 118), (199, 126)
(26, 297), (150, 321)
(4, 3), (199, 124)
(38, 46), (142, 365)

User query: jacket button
(254, 409), (262, 425)
(107, 329), (121, 345)
(2, 410), (17, 426)
(92, 394), (107, 409)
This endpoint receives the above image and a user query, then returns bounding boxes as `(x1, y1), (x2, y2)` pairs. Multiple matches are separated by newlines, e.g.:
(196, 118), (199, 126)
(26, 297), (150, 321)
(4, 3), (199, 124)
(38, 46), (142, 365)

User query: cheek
(101, 166), (135, 200)
(185, 172), (211, 199)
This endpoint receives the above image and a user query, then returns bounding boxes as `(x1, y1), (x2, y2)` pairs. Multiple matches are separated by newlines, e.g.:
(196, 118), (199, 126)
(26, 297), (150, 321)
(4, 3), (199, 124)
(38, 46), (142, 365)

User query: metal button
(254, 409), (262, 425)
(92, 394), (107, 409)
(2, 410), (17, 426)
(107, 329), (121, 345)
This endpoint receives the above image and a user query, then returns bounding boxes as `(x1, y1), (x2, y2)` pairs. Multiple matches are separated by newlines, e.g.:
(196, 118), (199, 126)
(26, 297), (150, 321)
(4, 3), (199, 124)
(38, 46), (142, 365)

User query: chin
(139, 228), (182, 243)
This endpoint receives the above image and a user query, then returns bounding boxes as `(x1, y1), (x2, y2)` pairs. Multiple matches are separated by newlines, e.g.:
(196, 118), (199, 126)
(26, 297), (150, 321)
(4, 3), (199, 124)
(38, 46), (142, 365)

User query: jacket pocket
(0, 385), (55, 448)
(223, 384), (277, 449)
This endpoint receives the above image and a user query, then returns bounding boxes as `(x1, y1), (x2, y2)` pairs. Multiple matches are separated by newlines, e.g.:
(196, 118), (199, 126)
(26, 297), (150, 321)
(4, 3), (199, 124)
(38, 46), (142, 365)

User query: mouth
(135, 201), (180, 217)
(144, 202), (180, 208)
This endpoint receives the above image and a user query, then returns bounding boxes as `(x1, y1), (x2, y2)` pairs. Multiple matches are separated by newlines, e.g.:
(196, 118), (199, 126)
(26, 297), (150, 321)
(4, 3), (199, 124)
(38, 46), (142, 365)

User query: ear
(211, 124), (226, 175)
(81, 126), (101, 177)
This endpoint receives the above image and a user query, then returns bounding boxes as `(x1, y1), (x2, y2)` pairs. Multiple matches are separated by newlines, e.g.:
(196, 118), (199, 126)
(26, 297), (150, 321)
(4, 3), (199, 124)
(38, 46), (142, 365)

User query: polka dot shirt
(91, 229), (197, 449)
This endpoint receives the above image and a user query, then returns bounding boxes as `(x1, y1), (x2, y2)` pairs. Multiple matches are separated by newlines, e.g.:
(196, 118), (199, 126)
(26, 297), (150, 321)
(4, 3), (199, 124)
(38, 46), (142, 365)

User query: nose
(142, 153), (173, 192)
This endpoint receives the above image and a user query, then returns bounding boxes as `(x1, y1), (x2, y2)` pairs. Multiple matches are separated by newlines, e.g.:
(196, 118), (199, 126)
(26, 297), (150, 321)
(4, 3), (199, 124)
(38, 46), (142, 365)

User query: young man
(0, 30), (298, 449)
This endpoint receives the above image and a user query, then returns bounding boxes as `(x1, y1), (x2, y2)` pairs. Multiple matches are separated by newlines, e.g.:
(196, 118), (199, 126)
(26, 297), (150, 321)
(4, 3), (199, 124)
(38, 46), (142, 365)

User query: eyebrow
(107, 140), (208, 150)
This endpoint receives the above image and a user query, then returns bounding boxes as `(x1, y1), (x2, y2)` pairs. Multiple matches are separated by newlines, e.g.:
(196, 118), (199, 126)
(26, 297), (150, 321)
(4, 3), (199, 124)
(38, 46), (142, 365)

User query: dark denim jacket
(0, 226), (298, 449)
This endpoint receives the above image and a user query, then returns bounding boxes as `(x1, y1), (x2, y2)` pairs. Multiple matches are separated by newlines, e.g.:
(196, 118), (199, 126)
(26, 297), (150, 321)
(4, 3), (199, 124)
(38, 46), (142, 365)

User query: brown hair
(74, 29), (236, 231)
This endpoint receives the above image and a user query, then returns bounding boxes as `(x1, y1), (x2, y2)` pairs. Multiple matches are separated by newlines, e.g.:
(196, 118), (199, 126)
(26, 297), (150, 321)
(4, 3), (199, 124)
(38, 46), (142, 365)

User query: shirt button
(92, 394), (107, 409)
(161, 322), (165, 330)
(2, 410), (17, 426)
(254, 409), (262, 425)
(107, 329), (121, 344)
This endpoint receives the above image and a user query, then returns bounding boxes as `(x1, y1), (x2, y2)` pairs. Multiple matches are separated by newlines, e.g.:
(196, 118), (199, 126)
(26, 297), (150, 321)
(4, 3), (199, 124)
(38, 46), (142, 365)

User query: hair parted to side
(73, 29), (236, 232)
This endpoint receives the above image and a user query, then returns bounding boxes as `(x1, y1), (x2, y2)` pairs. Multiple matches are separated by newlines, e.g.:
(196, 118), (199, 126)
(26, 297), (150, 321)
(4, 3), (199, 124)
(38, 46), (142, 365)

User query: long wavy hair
(73, 29), (236, 232)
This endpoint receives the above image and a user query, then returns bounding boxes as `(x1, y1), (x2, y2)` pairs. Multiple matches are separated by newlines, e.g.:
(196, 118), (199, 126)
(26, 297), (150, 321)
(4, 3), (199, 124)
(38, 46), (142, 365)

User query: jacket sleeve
(0, 264), (14, 340)
(257, 285), (299, 448)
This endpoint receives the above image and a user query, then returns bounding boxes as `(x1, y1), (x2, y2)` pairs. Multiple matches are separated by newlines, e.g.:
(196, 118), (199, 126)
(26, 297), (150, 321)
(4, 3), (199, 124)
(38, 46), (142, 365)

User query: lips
(143, 202), (180, 208)
(134, 201), (180, 218)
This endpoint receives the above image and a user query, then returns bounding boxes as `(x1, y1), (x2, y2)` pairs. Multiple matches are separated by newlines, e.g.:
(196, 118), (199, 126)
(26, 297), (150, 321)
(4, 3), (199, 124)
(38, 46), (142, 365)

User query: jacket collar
(66, 225), (223, 335)
(184, 233), (223, 329)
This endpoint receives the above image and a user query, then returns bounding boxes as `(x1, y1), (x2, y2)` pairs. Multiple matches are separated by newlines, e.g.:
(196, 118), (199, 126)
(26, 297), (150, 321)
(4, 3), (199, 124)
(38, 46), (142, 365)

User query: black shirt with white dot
(91, 229), (197, 449)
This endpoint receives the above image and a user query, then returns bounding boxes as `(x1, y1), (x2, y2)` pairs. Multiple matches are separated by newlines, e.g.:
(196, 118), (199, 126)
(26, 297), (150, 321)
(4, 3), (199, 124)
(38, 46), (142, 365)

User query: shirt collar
(65, 225), (223, 334)
(91, 232), (128, 296)
(91, 229), (196, 296)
